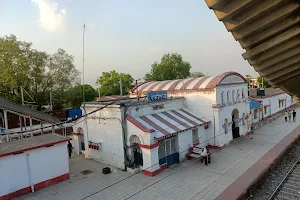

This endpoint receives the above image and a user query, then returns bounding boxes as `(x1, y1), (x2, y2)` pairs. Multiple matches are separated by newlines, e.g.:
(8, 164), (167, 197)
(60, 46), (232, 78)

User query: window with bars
(227, 91), (230, 103)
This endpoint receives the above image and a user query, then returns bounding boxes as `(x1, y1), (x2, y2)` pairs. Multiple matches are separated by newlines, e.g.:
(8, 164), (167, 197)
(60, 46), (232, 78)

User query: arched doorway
(77, 127), (85, 151)
(232, 109), (240, 139)
(130, 135), (143, 166)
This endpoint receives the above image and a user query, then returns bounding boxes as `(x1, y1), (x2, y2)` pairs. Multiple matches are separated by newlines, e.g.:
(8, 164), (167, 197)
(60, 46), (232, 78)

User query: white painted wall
(260, 93), (296, 118)
(0, 143), (69, 197)
(74, 106), (126, 169)
(177, 130), (193, 161)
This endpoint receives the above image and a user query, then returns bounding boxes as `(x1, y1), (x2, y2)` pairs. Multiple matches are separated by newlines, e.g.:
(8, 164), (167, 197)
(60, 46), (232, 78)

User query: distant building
(130, 71), (251, 148)
(73, 71), (251, 176)
(249, 88), (297, 123)
(74, 97), (210, 176)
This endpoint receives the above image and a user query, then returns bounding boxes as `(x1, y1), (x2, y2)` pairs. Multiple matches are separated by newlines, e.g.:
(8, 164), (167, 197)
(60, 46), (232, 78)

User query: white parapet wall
(0, 135), (70, 199)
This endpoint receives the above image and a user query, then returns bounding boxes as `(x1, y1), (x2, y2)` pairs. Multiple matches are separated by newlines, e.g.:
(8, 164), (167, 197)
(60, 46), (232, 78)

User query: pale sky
(0, 0), (258, 87)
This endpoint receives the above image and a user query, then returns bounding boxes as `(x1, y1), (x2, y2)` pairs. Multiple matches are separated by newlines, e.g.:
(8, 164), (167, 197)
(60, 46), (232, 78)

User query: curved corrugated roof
(204, 0), (300, 100)
(130, 71), (246, 94)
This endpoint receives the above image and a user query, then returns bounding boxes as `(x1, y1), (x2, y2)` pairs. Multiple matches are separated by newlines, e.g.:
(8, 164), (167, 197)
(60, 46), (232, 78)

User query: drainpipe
(120, 103), (128, 170)
(26, 154), (34, 193)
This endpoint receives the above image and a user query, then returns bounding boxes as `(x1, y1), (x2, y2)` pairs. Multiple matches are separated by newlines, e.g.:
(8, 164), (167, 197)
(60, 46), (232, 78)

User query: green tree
(66, 84), (98, 108)
(0, 35), (31, 100)
(0, 35), (80, 109)
(257, 76), (270, 88)
(144, 53), (191, 81)
(96, 70), (134, 96)
(190, 71), (205, 78)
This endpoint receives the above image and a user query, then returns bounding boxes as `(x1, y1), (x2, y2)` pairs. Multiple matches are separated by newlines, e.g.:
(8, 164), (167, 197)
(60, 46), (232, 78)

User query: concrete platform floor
(16, 108), (300, 200)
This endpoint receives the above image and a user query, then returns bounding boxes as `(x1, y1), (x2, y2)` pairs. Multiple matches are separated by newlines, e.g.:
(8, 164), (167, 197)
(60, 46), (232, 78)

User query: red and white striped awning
(126, 108), (210, 140)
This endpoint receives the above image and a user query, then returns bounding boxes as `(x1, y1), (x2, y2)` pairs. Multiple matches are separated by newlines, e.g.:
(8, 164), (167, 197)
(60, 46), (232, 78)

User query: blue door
(158, 137), (179, 166)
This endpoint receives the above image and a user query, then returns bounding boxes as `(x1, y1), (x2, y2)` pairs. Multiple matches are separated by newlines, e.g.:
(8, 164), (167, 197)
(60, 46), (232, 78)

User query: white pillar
(3, 109), (9, 141)
(19, 116), (23, 132)
(24, 117), (27, 130)
(41, 122), (43, 135)
(29, 117), (33, 137)
(3, 109), (8, 131)
(140, 144), (160, 176)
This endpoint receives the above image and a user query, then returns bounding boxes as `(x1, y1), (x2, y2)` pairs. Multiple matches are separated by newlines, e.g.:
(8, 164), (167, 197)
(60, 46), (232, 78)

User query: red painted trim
(139, 143), (160, 149)
(142, 163), (168, 176)
(218, 72), (247, 85)
(0, 173), (69, 200)
(125, 114), (155, 133)
(193, 141), (200, 147)
(206, 145), (221, 150)
(142, 168), (161, 177)
(0, 138), (72, 158)
(161, 163), (168, 170)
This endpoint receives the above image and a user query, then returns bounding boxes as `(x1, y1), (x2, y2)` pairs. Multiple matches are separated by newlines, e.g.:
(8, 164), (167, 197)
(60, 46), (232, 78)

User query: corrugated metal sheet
(204, 0), (300, 100)
(0, 97), (60, 124)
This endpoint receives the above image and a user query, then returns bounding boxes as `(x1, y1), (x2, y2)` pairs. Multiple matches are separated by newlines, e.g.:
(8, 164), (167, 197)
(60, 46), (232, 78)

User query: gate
(158, 137), (179, 166)
(133, 145), (143, 166)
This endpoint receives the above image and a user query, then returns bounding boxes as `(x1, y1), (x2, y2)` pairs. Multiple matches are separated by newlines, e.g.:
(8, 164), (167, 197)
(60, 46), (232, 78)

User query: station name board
(147, 91), (168, 102)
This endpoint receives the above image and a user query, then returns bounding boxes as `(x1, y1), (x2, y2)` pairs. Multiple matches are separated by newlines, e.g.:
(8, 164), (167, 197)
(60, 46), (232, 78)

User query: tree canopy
(0, 35), (80, 109)
(190, 71), (205, 78)
(65, 84), (98, 108)
(257, 76), (270, 88)
(96, 70), (134, 96)
(144, 53), (191, 81)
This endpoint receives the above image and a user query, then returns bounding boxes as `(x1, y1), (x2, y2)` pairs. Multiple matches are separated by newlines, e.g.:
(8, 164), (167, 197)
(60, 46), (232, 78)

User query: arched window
(232, 90), (235, 102)
(227, 91), (230, 103)
(242, 88), (245, 98)
(221, 91), (224, 104)
(224, 118), (228, 134)
(237, 89), (240, 100)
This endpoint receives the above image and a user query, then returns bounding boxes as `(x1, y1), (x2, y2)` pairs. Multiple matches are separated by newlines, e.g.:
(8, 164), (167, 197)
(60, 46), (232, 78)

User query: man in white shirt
(201, 148), (208, 166)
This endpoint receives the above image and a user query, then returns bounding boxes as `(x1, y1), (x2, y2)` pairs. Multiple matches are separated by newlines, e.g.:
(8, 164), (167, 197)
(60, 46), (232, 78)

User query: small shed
(0, 134), (71, 199)
(250, 100), (263, 124)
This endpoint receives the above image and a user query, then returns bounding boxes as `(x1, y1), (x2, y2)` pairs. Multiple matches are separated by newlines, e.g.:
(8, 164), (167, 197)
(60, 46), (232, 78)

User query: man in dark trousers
(67, 141), (73, 158)
(293, 110), (297, 122)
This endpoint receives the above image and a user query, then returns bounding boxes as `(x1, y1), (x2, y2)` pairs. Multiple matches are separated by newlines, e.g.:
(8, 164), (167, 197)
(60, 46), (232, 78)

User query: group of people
(284, 110), (297, 122)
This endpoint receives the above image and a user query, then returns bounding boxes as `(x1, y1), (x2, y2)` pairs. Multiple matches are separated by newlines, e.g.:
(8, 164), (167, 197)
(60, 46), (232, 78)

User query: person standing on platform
(67, 141), (73, 158)
(293, 110), (296, 122)
(288, 110), (292, 122)
(201, 148), (208, 166)
(284, 110), (288, 122)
